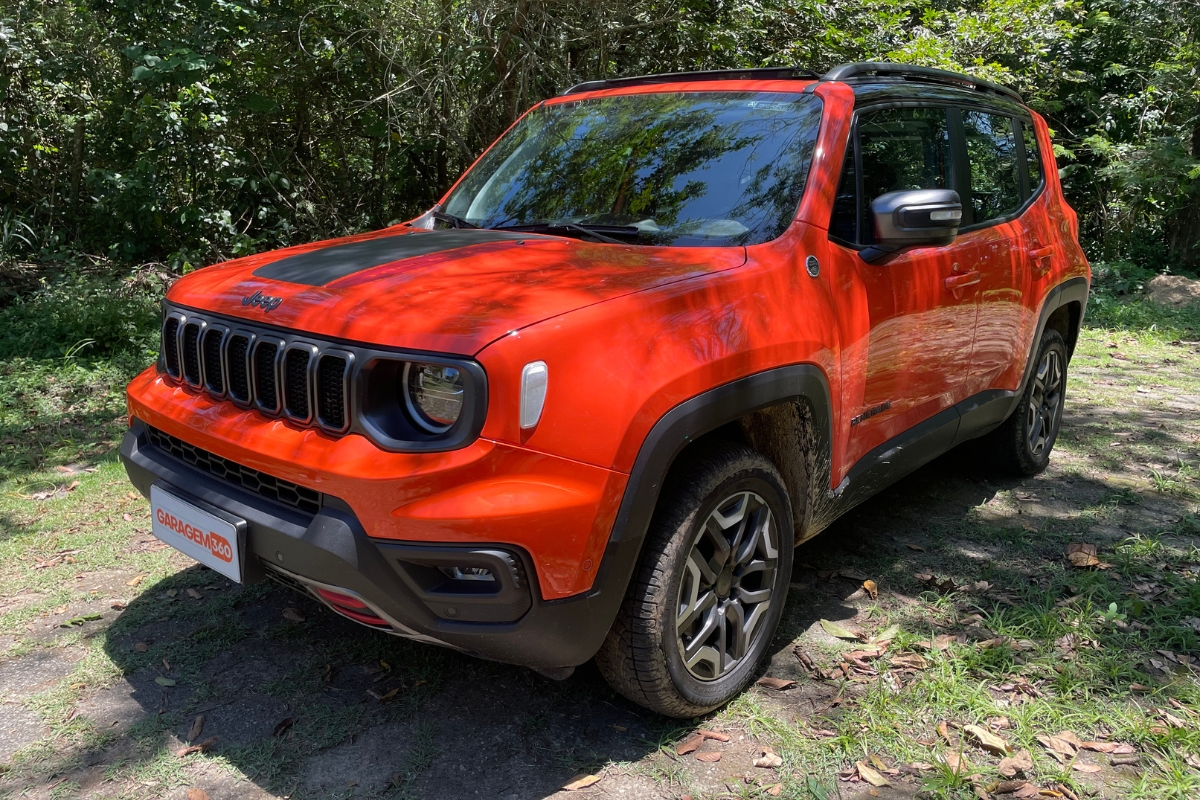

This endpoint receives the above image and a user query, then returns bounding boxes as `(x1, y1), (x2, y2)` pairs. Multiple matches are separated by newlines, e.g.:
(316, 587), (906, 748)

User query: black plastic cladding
(159, 303), (487, 453)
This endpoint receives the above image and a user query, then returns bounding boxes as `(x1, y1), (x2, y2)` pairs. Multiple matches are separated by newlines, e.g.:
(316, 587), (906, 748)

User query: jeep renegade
(122, 63), (1090, 717)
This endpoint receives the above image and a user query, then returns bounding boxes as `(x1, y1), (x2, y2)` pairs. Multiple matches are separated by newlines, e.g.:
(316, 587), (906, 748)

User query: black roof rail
(563, 67), (819, 95)
(818, 62), (1023, 104)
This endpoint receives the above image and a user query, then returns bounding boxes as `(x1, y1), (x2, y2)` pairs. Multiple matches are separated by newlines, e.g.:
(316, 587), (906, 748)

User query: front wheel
(596, 442), (793, 718)
(985, 327), (1068, 476)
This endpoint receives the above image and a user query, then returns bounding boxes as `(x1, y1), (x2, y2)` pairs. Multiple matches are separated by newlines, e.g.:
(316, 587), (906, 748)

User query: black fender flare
(1010, 276), (1089, 416)
(574, 364), (832, 652)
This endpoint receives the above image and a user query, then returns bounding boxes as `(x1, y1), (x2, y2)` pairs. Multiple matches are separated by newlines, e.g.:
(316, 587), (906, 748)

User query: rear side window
(963, 111), (1021, 223)
(1022, 120), (1044, 193)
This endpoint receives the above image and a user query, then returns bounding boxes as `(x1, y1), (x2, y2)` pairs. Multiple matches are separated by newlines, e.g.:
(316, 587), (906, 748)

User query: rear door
(958, 109), (1034, 396)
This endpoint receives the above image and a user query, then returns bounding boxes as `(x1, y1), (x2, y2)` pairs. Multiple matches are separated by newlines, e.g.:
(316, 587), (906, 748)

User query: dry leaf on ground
(272, 717), (294, 737)
(676, 733), (703, 755)
(134, 641), (149, 652)
(856, 761), (891, 787)
(186, 588), (201, 599)
(998, 749), (1033, 778)
(753, 751), (783, 768)
(765, 784), (783, 797)
(890, 653), (928, 670)
(186, 790), (209, 800)
(282, 608), (305, 622)
(965, 724), (1011, 755)
(1072, 763), (1102, 774)
(562, 774), (601, 791)
(943, 751), (970, 775)
(863, 579), (878, 599)
(755, 676), (796, 690)
(1066, 542), (1103, 568)
(187, 715), (205, 742)
(697, 729), (730, 742)
(126, 574), (145, 587)
(175, 737), (216, 757)
(819, 619), (863, 640)
(936, 721), (953, 743)
(695, 751), (722, 763)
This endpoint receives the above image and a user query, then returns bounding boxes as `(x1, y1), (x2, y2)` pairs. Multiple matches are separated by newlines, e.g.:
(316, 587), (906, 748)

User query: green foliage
(0, 0), (1196, 275)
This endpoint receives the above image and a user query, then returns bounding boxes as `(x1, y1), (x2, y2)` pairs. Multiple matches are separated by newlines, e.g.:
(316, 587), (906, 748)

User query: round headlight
(403, 362), (464, 433)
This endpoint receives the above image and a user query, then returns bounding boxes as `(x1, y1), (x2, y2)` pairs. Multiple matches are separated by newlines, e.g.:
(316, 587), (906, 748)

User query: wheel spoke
(725, 601), (747, 665)
(678, 587), (716, 632)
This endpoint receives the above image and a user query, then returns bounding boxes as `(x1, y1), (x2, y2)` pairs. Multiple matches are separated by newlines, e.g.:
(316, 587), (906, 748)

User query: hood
(166, 228), (747, 354)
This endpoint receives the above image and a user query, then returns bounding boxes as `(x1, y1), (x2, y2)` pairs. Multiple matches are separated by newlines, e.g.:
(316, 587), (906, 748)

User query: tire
(595, 441), (794, 718)
(986, 328), (1068, 476)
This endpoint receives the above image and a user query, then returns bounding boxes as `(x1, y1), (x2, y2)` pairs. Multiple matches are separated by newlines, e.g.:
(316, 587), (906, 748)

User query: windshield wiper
(430, 211), (478, 229)
(491, 221), (638, 245)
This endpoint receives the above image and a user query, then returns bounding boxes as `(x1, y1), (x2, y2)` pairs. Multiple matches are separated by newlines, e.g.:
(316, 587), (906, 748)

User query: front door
(827, 105), (982, 473)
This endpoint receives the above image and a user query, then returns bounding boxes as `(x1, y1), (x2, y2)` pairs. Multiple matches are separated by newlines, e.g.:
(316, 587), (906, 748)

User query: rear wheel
(986, 328), (1068, 476)
(596, 442), (793, 718)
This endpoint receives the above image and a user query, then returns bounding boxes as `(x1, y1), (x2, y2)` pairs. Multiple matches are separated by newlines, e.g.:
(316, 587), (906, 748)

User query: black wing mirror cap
(870, 189), (962, 251)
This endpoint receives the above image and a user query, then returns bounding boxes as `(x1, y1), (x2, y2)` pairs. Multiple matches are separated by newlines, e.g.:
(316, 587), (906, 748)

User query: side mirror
(861, 189), (962, 262)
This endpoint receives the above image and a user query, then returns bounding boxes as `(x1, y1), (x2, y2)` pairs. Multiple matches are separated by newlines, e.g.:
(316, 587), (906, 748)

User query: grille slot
(145, 425), (322, 514)
(181, 322), (203, 386)
(254, 341), (280, 412)
(284, 347), (313, 421)
(162, 317), (181, 377)
(226, 334), (252, 403)
(202, 328), (226, 394)
(316, 353), (350, 431)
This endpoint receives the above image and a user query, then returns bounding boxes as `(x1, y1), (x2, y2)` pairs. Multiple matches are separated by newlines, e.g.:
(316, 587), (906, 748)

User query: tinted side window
(829, 137), (857, 243)
(1022, 120), (1043, 194)
(859, 107), (953, 201)
(963, 111), (1021, 223)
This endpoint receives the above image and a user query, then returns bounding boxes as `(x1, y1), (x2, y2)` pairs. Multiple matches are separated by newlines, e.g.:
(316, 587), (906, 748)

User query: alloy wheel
(675, 491), (779, 681)
(1026, 348), (1063, 457)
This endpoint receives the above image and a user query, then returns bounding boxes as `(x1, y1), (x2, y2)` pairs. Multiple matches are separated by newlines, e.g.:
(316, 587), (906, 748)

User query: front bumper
(120, 420), (621, 669)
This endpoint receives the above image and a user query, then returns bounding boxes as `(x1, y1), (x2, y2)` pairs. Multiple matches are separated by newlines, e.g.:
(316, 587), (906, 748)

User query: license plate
(150, 485), (244, 583)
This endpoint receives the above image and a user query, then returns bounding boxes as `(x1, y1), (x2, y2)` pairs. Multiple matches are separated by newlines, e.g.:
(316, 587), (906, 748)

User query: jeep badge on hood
(242, 290), (283, 313)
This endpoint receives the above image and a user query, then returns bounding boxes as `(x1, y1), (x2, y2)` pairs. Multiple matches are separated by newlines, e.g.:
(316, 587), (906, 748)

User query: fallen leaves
(998, 749), (1033, 778)
(176, 737), (216, 757)
(819, 619), (863, 640)
(272, 717), (294, 737)
(154, 677), (176, 687)
(697, 729), (730, 742)
(964, 724), (1011, 755)
(126, 574), (146, 587)
(755, 676), (796, 691)
(676, 734), (703, 755)
(282, 608), (305, 623)
(133, 641), (149, 653)
(889, 653), (928, 670)
(561, 774), (601, 791)
(1065, 542), (1110, 569)
(186, 790), (209, 800)
(695, 751), (722, 763)
(862, 579), (878, 600)
(753, 750), (783, 768)
(856, 761), (890, 787)
(187, 715), (205, 743)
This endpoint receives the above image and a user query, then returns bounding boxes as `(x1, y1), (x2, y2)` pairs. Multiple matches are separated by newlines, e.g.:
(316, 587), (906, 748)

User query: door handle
(944, 270), (981, 290)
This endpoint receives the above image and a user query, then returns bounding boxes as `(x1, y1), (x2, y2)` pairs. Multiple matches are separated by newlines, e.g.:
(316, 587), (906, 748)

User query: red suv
(122, 63), (1089, 717)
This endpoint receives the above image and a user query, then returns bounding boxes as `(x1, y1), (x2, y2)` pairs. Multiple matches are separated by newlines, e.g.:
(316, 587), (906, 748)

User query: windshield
(442, 92), (823, 247)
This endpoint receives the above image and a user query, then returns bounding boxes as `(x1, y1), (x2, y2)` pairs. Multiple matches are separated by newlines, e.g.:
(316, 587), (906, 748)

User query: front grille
(146, 425), (322, 514)
(181, 323), (202, 385)
(159, 307), (428, 442)
(254, 341), (280, 412)
(284, 348), (312, 420)
(227, 334), (251, 403)
(202, 328), (225, 394)
(162, 318), (180, 377)
(316, 354), (348, 430)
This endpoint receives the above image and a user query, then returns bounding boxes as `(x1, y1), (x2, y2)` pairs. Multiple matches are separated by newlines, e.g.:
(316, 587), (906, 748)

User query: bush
(0, 274), (162, 360)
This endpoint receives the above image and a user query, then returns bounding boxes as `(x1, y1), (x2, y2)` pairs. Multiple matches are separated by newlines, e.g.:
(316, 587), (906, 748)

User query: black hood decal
(251, 230), (529, 286)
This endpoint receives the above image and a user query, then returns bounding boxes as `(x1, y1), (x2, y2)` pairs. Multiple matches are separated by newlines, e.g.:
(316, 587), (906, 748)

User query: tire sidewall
(659, 469), (793, 711)
(1019, 331), (1068, 472)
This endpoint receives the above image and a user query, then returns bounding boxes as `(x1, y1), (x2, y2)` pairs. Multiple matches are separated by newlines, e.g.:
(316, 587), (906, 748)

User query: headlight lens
(404, 362), (464, 432)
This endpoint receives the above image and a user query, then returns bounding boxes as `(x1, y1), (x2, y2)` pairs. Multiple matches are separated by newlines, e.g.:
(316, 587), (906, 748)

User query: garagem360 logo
(242, 290), (283, 313)
(156, 508), (233, 563)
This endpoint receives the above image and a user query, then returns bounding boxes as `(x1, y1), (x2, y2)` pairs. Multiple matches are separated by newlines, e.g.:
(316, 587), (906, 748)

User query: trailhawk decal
(150, 485), (243, 582)
(251, 229), (529, 287)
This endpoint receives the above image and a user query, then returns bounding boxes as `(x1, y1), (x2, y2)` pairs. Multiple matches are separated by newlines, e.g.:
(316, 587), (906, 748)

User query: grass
(0, 288), (1197, 798)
